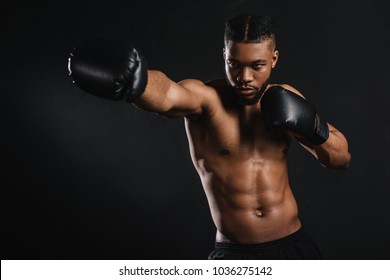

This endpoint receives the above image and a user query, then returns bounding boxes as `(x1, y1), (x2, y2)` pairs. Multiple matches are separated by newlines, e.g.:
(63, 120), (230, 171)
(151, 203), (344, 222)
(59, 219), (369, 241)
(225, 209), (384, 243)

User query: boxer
(68, 13), (351, 259)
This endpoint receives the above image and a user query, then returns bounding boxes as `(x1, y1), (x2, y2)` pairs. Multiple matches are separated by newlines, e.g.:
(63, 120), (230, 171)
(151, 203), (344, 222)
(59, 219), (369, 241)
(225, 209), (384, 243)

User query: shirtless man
(68, 13), (351, 259)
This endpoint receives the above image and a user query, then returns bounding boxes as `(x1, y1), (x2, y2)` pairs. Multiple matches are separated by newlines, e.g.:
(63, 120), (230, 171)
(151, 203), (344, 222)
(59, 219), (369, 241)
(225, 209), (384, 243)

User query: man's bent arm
(266, 85), (351, 169)
(297, 123), (351, 169)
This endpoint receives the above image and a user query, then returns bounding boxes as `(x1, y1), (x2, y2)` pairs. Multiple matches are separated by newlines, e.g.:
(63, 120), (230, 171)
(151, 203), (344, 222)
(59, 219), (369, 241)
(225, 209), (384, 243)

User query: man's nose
(238, 67), (253, 83)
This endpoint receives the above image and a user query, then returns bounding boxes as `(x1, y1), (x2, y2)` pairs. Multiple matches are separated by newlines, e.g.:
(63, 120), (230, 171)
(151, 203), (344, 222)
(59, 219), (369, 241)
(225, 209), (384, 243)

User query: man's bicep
(135, 72), (206, 117)
(162, 79), (213, 118)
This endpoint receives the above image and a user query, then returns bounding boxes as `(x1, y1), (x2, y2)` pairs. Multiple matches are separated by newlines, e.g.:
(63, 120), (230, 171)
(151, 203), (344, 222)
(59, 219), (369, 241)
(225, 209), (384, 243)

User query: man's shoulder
(268, 82), (292, 89)
(180, 78), (231, 120)
(267, 83), (304, 98)
(178, 78), (230, 99)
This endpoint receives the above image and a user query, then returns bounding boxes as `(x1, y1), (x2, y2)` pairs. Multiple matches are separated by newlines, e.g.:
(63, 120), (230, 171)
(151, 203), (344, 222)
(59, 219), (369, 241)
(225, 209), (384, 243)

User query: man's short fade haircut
(224, 13), (276, 49)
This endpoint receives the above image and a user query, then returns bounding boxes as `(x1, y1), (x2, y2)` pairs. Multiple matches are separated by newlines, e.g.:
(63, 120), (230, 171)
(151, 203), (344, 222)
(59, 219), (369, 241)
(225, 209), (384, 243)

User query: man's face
(224, 40), (279, 105)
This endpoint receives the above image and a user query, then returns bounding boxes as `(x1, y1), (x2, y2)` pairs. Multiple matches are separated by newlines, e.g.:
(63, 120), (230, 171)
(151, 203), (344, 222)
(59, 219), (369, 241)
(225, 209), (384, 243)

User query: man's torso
(185, 79), (301, 244)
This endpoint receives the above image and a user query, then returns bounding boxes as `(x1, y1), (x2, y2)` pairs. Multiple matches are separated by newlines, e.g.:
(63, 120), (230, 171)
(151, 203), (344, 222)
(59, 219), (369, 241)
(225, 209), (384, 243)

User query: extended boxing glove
(260, 86), (329, 145)
(68, 38), (147, 102)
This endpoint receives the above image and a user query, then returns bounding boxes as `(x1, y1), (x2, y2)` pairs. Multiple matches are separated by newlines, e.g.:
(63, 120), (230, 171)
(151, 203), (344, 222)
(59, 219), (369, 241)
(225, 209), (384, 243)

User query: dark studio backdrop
(2, 0), (390, 260)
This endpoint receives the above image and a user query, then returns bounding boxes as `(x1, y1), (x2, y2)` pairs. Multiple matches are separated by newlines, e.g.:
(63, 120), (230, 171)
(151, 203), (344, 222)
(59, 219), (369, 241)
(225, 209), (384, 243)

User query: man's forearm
(133, 70), (173, 113)
(299, 124), (351, 169)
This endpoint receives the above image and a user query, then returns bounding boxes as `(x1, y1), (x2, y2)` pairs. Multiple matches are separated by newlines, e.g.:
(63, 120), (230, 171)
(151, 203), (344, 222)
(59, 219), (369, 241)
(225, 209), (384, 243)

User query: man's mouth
(236, 87), (256, 95)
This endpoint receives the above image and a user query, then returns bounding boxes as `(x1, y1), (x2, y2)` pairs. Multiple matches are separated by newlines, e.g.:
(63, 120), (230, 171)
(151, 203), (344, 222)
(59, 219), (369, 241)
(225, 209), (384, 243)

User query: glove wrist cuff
(306, 114), (329, 145)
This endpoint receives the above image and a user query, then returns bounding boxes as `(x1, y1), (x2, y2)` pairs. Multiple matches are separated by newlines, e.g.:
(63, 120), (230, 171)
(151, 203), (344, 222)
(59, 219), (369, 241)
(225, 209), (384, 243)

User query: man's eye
(252, 64), (265, 70)
(228, 61), (238, 68)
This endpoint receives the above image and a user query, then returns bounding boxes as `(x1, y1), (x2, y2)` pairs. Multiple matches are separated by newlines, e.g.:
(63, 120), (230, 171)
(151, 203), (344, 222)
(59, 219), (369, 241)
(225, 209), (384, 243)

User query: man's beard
(229, 78), (270, 106)
(239, 87), (263, 105)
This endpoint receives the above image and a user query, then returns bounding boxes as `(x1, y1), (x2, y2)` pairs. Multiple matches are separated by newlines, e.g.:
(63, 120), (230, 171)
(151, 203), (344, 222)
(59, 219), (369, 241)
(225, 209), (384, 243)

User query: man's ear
(222, 48), (226, 60)
(272, 50), (279, 69)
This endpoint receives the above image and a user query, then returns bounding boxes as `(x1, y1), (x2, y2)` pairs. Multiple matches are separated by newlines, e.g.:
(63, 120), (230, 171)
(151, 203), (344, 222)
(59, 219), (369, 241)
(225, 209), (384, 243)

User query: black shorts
(208, 228), (322, 260)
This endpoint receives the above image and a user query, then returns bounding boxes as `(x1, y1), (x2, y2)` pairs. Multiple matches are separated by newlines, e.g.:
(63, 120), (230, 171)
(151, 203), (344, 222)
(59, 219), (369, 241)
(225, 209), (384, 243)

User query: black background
(3, 0), (390, 259)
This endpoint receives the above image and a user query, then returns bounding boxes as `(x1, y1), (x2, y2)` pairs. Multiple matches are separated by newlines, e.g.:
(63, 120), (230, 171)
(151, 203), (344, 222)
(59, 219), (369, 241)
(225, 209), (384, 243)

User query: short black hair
(224, 13), (276, 48)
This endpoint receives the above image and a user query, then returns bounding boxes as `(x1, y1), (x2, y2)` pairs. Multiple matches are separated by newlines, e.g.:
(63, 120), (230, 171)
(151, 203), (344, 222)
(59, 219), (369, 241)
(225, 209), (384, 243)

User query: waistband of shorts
(214, 227), (309, 253)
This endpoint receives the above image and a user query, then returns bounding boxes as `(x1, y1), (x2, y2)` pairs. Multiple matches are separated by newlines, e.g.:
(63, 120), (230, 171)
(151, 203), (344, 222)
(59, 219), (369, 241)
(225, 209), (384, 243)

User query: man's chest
(186, 110), (290, 158)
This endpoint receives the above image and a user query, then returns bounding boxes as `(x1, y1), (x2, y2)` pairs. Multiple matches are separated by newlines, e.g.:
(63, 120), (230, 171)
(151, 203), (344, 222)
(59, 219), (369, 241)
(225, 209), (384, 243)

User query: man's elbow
(321, 151), (351, 169)
(334, 153), (351, 169)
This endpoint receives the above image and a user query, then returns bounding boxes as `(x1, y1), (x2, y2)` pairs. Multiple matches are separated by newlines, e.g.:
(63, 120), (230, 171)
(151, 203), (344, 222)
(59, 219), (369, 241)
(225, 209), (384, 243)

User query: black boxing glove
(260, 86), (329, 145)
(68, 38), (147, 102)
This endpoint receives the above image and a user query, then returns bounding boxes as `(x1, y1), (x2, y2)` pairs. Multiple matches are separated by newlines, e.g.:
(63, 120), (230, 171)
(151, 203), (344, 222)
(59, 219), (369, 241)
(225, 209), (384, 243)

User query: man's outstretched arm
(68, 39), (213, 119)
(134, 70), (212, 118)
